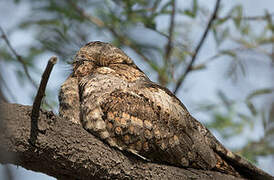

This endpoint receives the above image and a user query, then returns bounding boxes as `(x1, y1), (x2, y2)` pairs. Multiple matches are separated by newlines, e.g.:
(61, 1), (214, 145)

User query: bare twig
(0, 26), (37, 89)
(164, 0), (176, 64)
(173, 0), (221, 94)
(30, 56), (57, 145)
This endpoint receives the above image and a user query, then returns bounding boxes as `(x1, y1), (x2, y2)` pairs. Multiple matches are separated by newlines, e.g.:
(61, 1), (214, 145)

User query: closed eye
(73, 58), (92, 64)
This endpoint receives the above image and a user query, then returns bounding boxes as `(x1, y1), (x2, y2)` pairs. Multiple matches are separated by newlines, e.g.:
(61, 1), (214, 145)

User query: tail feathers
(211, 136), (273, 180)
(213, 153), (241, 178)
(222, 152), (273, 180)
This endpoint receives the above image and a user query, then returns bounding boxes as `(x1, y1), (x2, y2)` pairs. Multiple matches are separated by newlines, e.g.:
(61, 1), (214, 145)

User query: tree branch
(30, 56), (57, 145)
(164, 0), (176, 64)
(173, 0), (221, 94)
(0, 26), (37, 89)
(0, 103), (242, 180)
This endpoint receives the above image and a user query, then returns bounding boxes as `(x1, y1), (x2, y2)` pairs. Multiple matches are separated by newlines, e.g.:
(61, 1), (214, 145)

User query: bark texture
(0, 103), (244, 179)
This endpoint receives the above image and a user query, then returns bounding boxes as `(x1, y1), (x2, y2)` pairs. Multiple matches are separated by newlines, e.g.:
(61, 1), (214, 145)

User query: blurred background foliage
(0, 0), (273, 178)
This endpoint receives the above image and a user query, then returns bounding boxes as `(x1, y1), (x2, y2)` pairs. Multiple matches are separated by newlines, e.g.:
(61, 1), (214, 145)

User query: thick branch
(0, 103), (241, 180)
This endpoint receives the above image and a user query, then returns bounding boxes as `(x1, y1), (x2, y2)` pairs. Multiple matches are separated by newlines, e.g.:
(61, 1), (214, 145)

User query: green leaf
(19, 19), (61, 29)
(238, 113), (254, 129)
(246, 100), (257, 116)
(220, 50), (237, 58)
(265, 11), (274, 32)
(220, 28), (229, 42)
(143, 17), (156, 30)
(183, 10), (195, 18)
(39, 2), (83, 21)
(237, 59), (246, 76)
(182, 0), (198, 18)
(212, 26), (220, 45)
(262, 111), (267, 132)
(191, 64), (206, 71)
(197, 103), (217, 111)
(246, 88), (274, 100)
(206, 110), (245, 140)
(159, 1), (172, 14)
(212, 27), (230, 46)
(233, 17), (241, 29)
(217, 90), (232, 109)
(0, 48), (14, 62)
(25, 46), (46, 64)
(214, 17), (229, 26)
(193, 0), (198, 17)
(240, 147), (257, 164)
(16, 70), (26, 86)
(240, 23), (250, 35)
(209, 113), (233, 130)
(231, 5), (243, 29)
(148, 60), (160, 72)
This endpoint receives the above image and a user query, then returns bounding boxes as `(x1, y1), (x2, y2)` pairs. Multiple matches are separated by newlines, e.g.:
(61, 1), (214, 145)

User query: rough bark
(0, 103), (243, 179)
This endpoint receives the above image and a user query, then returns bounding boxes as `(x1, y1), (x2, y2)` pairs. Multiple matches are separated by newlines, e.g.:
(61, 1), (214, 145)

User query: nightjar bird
(59, 41), (272, 180)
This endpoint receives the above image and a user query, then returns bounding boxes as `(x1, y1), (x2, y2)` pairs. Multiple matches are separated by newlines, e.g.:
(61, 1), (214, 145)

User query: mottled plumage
(59, 41), (272, 180)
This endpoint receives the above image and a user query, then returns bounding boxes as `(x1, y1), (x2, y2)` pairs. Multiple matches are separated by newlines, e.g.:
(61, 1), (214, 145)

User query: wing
(139, 83), (273, 179)
(80, 75), (217, 169)
(124, 82), (218, 169)
(79, 75), (273, 179)
(59, 75), (81, 124)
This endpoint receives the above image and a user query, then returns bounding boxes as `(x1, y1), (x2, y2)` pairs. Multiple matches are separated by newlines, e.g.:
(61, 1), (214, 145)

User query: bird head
(73, 41), (135, 77)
